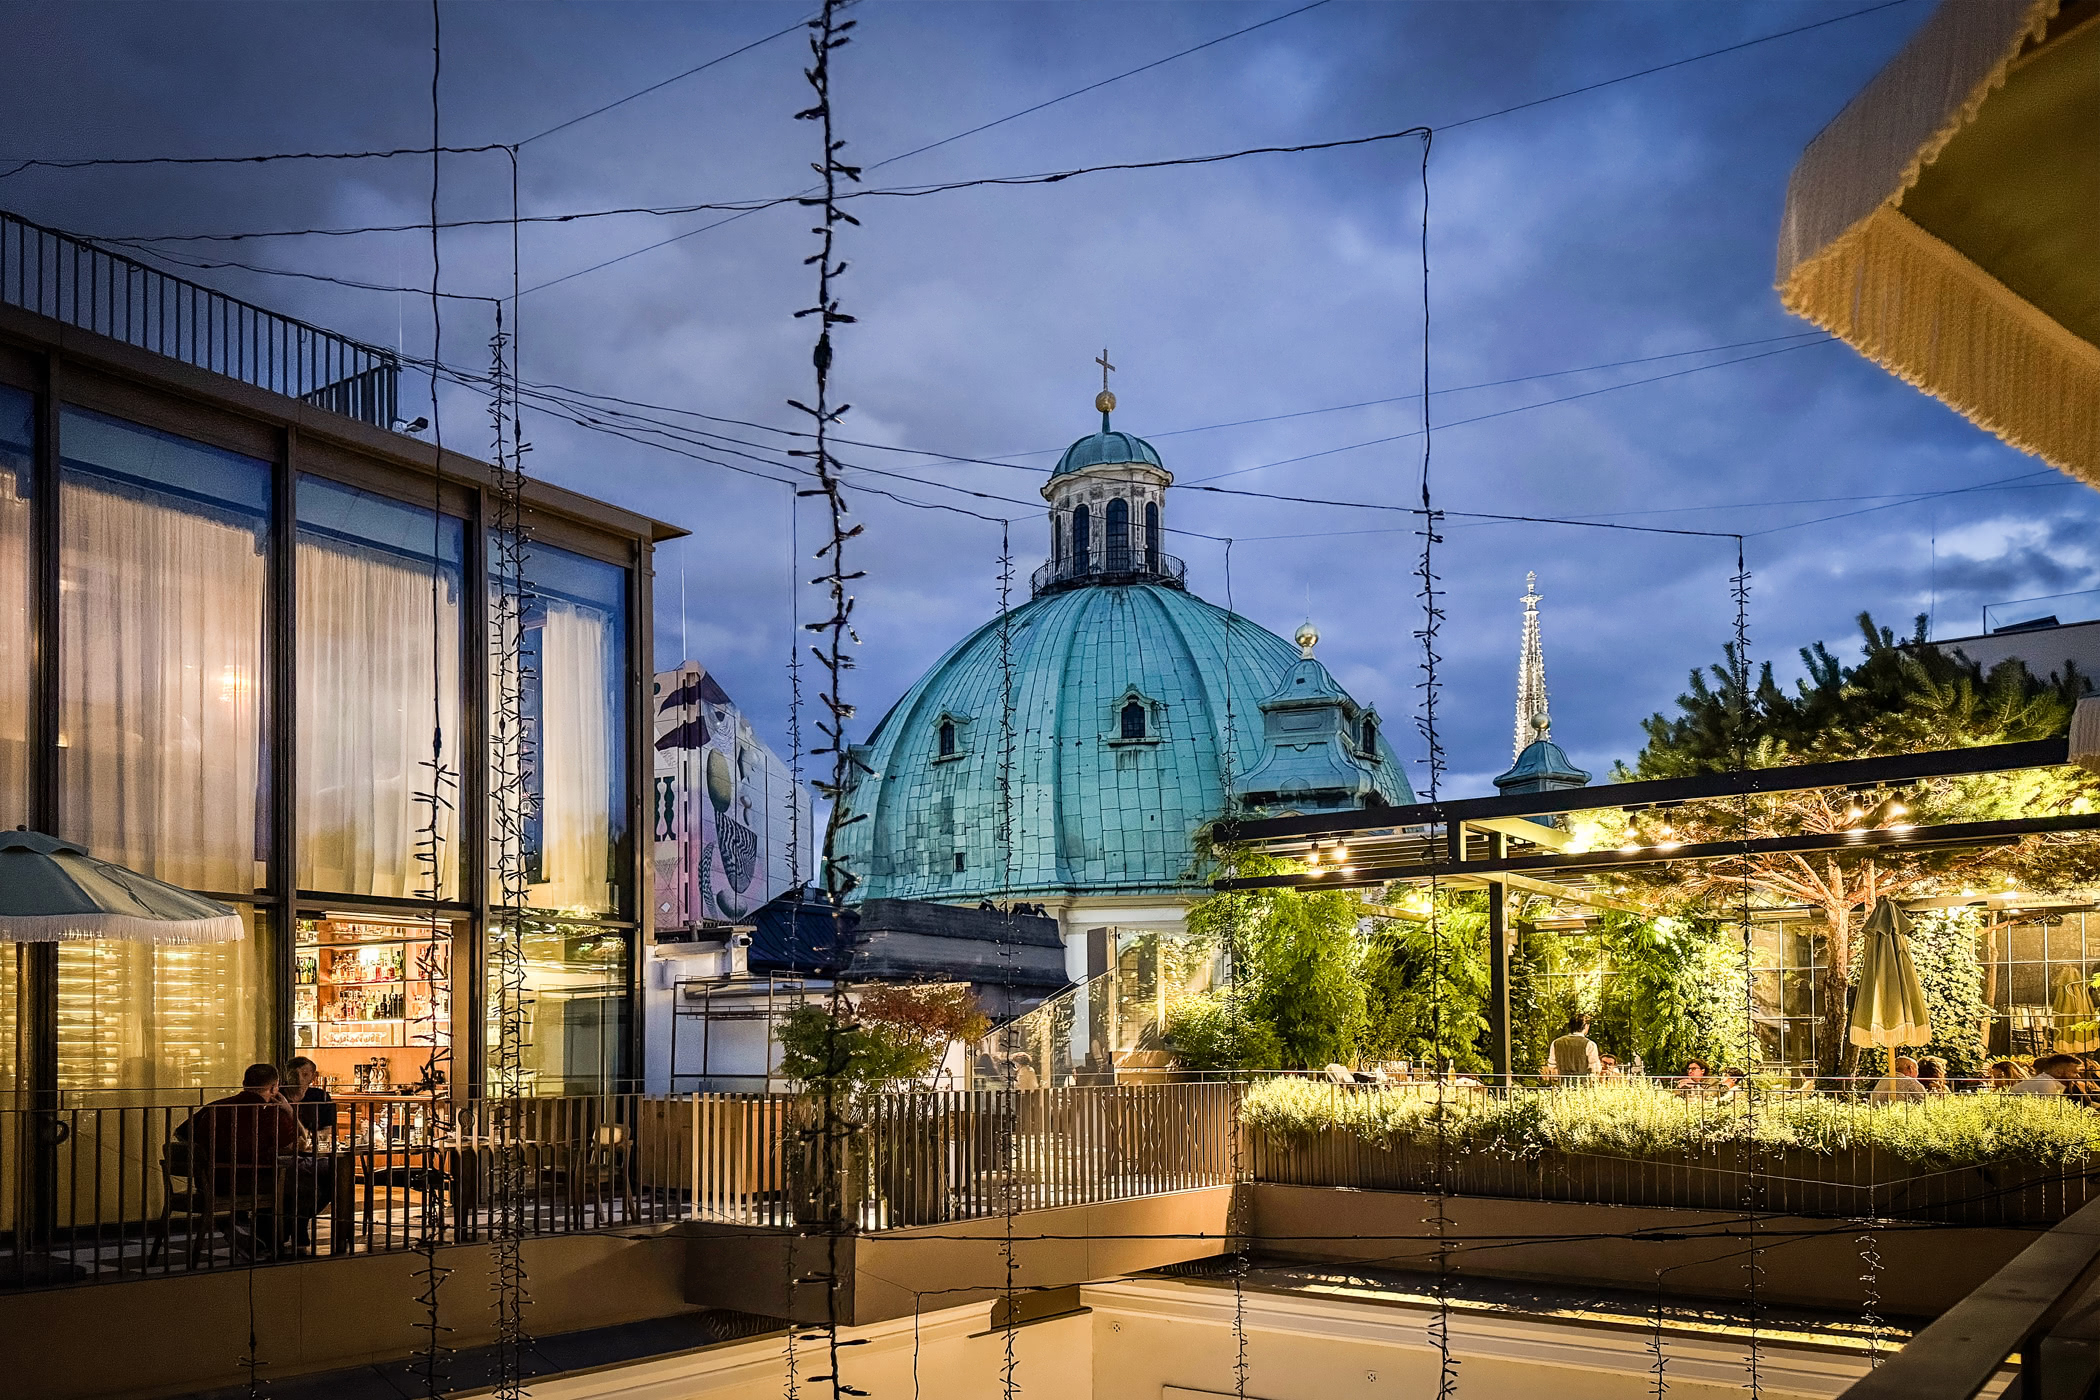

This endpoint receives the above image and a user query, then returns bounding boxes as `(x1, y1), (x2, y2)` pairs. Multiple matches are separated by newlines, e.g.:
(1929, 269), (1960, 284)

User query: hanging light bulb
(1888, 797), (1908, 817)
(1335, 844), (1349, 861)
(1306, 849), (1320, 868)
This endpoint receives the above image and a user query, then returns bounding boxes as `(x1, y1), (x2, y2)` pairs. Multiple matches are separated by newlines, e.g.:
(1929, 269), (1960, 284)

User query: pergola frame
(1214, 736), (2100, 1075)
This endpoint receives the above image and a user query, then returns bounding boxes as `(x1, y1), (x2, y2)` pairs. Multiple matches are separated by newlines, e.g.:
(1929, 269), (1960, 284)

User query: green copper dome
(833, 582), (1412, 902)
(1053, 416), (1164, 478)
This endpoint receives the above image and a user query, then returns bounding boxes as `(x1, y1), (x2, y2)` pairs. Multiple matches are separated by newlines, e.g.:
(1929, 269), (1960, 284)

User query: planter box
(1249, 1126), (2093, 1226)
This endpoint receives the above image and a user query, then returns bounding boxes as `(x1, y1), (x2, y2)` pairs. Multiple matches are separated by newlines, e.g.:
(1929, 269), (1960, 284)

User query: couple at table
(178, 1061), (338, 1247)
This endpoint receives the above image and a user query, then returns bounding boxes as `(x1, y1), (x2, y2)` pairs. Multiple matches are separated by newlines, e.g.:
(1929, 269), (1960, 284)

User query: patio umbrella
(1849, 898), (1932, 1049)
(0, 827), (244, 943)
(2052, 967), (2100, 1054)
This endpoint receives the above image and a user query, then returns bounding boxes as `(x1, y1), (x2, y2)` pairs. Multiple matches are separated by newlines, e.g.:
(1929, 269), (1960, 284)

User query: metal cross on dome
(1096, 347), (1114, 392)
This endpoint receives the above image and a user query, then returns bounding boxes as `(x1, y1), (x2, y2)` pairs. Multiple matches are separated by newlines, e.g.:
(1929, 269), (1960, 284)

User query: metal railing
(1838, 1192), (2100, 1399)
(1, 1091), (689, 1289)
(1, 1082), (1239, 1290)
(0, 208), (400, 427)
(1030, 549), (1186, 596)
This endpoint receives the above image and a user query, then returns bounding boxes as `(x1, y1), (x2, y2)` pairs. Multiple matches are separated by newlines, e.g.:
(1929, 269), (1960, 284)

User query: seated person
(1985, 1060), (2027, 1093)
(1869, 1056), (1927, 1102)
(283, 1056), (338, 1136)
(1674, 1059), (1710, 1093)
(178, 1063), (334, 1245)
(2009, 1052), (2083, 1095)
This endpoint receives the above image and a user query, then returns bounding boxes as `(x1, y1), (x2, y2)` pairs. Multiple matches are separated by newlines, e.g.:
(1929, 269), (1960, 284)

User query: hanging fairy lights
(409, 5), (457, 1390)
(791, 4), (866, 1396)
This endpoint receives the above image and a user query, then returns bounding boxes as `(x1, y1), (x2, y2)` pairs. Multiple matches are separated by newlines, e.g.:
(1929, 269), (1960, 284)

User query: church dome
(1053, 426), (1163, 478)
(833, 582), (1413, 903)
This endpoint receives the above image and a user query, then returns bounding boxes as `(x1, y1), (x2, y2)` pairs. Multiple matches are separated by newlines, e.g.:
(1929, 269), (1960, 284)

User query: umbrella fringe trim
(0, 912), (246, 943)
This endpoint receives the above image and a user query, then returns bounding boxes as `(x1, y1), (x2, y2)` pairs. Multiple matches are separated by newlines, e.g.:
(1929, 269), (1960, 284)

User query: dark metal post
(1485, 830), (1512, 1082)
(22, 351), (62, 1254)
(269, 429), (298, 1066)
(462, 481), (490, 1100)
(627, 536), (654, 1092)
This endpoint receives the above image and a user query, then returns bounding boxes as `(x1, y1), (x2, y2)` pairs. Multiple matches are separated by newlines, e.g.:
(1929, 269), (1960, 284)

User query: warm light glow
(1335, 844), (1348, 860)
(1341, 866), (1356, 878)
(1844, 805), (1864, 822)
(1888, 800), (1908, 817)
(1621, 842), (1642, 854)
(1305, 850), (1320, 867)
(1657, 840), (1682, 852)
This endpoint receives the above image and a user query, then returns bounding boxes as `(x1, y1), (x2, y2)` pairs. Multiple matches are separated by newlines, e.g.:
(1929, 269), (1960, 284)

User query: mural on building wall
(652, 662), (813, 930)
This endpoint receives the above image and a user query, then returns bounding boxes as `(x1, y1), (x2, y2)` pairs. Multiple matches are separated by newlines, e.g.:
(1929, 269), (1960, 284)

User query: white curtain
(58, 477), (264, 895)
(297, 536), (462, 898)
(0, 464), (28, 829)
(535, 601), (612, 913)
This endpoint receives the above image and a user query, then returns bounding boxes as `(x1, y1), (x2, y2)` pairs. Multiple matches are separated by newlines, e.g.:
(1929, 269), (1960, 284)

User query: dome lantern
(1034, 355), (1181, 596)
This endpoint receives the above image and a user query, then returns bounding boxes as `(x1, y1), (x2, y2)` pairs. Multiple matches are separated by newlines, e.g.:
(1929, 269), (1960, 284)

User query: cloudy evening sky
(5, 0), (2091, 797)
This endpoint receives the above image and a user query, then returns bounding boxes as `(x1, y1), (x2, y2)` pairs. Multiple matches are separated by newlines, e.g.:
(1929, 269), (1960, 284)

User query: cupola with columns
(1032, 349), (1184, 596)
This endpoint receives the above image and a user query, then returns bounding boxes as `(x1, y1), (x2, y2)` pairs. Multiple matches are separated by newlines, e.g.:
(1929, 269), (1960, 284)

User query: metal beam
(1226, 738), (2073, 845)
(1485, 831), (1510, 1080)
(1216, 810), (2100, 892)
(1467, 815), (1571, 850)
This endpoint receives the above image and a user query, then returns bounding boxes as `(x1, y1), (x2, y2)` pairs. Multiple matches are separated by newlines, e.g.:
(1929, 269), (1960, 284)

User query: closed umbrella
(0, 827), (244, 943)
(1849, 898), (1932, 1049)
(2052, 967), (2100, 1054)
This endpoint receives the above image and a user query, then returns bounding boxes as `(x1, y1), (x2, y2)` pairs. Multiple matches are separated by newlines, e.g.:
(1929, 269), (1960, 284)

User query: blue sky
(5, 0), (2090, 797)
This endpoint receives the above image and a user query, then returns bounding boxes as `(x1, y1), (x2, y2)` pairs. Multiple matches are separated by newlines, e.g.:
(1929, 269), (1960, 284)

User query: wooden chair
(148, 1141), (287, 1266)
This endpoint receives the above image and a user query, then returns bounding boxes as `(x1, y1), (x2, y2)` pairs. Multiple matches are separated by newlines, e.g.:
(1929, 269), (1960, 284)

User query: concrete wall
(1251, 1184), (2035, 1319)
(411, 1274), (1929, 1400)
(5, 1232), (697, 1400)
(684, 1185), (1234, 1325)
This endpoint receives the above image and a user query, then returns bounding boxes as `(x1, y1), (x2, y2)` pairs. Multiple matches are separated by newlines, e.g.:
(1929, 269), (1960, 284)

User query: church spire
(1513, 572), (1548, 761)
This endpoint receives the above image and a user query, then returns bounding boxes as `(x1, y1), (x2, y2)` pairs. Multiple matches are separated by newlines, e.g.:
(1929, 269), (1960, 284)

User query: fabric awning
(0, 828), (245, 944)
(1776, 0), (2100, 483)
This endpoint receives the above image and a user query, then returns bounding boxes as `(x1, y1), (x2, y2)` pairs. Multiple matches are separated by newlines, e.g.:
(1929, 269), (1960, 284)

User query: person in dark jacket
(283, 1056), (338, 1135)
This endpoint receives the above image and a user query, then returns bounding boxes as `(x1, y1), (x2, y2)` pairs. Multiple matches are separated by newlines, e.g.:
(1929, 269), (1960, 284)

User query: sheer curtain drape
(535, 601), (612, 912)
(297, 536), (462, 898)
(59, 476), (265, 895)
(0, 456), (28, 829)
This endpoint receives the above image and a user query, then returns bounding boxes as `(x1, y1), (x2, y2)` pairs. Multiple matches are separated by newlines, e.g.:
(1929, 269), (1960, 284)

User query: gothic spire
(1513, 571), (1548, 761)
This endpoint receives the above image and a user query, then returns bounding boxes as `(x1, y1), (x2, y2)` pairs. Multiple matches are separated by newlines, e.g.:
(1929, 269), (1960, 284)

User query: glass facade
(58, 407), (271, 896)
(56, 906), (273, 1095)
(297, 476), (465, 899)
(489, 920), (631, 1094)
(1983, 911), (2097, 1058)
(0, 387), (643, 1107)
(496, 541), (630, 918)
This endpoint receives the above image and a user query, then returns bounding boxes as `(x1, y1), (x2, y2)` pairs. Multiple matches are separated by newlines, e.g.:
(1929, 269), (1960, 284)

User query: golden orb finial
(1295, 622), (1320, 658)
(1095, 388), (1116, 414)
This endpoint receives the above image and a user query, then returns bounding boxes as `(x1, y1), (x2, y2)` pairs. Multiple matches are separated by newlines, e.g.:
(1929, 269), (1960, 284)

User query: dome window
(1105, 497), (1131, 571)
(1072, 504), (1092, 573)
(1144, 501), (1160, 570)
(1361, 716), (1378, 755)
(938, 720), (958, 758)
(1120, 701), (1147, 740)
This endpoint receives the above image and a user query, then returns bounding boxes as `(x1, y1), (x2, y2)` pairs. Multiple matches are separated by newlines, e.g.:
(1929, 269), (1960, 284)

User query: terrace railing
(0, 1082), (1238, 1291)
(0, 208), (400, 427)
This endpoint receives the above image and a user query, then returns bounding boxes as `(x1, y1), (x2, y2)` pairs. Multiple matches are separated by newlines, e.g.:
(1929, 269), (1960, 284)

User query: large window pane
(56, 906), (273, 1095)
(58, 407), (270, 894)
(297, 476), (464, 898)
(0, 385), (30, 830)
(488, 920), (630, 1095)
(493, 541), (629, 916)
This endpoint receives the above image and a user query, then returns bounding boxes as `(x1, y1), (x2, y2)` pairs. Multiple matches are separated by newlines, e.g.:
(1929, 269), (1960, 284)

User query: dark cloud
(5, 0), (2092, 797)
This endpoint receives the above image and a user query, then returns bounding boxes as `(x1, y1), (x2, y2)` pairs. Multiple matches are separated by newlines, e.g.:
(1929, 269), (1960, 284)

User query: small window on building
(1361, 717), (1378, 753)
(954, 851), (966, 873)
(1121, 701), (1147, 740)
(938, 720), (957, 758)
